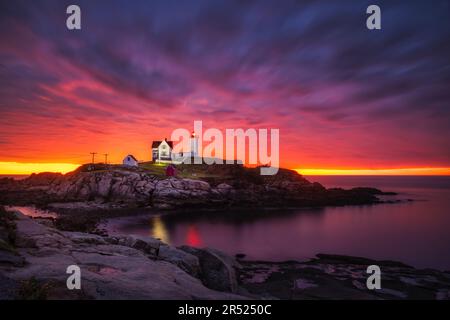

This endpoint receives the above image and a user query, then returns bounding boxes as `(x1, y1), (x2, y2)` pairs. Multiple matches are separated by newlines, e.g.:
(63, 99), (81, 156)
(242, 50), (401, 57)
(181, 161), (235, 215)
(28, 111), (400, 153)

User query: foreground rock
(0, 210), (245, 299)
(180, 246), (241, 293)
(238, 255), (450, 300)
(0, 164), (397, 210)
(1, 208), (449, 300)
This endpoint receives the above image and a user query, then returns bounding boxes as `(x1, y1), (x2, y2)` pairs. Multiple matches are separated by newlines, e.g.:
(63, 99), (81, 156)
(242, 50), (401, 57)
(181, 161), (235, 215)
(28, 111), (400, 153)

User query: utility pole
(103, 153), (108, 164)
(90, 152), (97, 164)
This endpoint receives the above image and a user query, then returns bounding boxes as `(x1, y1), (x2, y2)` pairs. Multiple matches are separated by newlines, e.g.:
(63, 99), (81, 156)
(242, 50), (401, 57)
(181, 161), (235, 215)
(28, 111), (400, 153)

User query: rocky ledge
(1, 209), (449, 300)
(239, 255), (450, 300)
(0, 209), (245, 299)
(0, 164), (397, 210)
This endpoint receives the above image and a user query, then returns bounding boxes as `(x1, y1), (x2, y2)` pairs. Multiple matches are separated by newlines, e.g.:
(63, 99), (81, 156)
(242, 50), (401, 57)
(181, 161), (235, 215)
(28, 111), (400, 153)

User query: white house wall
(158, 140), (172, 159)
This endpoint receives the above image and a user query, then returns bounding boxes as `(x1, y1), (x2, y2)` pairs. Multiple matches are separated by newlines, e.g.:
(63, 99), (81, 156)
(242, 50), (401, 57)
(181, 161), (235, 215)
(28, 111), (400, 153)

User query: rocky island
(0, 163), (396, 211)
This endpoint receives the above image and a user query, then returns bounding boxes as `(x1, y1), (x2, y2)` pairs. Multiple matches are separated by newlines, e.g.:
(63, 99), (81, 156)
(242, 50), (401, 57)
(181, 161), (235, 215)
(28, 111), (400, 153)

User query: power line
(90, 152), (97, 164)
(103, 153), (108, 164)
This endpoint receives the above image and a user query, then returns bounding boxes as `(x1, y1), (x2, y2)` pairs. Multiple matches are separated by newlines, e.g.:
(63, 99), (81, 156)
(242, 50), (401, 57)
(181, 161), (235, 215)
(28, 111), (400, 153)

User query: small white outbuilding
(122, 154), (138, 167)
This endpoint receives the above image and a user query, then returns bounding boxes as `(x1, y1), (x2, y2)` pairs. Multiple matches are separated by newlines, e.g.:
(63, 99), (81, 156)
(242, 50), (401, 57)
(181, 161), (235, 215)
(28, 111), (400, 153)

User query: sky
(0, 0), (449, 174)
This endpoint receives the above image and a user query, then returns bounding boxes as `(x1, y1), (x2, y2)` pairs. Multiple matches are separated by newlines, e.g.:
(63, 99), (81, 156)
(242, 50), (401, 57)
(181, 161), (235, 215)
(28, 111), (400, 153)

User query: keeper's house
(152, 133), (199, 164)
(122, 154), (138, 167)
(152, 139), (174, 163)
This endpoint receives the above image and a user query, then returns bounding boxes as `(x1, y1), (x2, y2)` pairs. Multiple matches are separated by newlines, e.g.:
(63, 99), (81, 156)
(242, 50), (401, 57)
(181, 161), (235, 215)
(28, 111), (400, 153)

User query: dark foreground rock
(238, 255), (450, 300)
(180, 246), (241, 293)
(0, 164), (397, 210)
(0, 210), (244, 299)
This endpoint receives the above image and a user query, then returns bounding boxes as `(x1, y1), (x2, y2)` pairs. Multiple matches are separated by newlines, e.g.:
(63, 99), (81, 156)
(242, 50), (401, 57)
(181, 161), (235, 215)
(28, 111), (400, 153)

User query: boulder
(97, 174), (113, 197)
(117, 235), (161, 255)
(152, 178), (215, 208)
(215, 183), (234, 195)
(158, 245), (201, 277)
(180, 246), (240, 293)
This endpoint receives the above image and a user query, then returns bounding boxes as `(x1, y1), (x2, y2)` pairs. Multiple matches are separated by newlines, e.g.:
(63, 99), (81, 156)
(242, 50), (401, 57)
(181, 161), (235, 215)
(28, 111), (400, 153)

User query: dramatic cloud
(0, 0), (449, 169)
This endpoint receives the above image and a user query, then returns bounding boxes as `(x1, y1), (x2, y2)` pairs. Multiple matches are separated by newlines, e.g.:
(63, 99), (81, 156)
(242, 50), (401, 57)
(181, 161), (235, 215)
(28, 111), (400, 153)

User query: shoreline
(5, 197), (415, 239)
(1, 208), (449, 300)
(4, 204), (448, 273)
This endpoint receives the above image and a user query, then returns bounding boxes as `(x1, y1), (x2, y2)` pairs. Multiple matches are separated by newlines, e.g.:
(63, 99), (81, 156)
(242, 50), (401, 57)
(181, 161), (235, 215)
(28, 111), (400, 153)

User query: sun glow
(295, 167), (450, 176)
(0, 162), (80, 175)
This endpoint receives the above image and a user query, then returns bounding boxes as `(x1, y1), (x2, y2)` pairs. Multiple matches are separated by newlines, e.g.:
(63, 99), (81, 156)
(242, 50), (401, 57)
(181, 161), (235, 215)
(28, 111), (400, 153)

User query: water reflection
(6, 206), (57, 218)
(151, 215), (170, 244)
(186, 225), (202, 247)
(150, 216), (203, 247)
(103, 176), (450, 270)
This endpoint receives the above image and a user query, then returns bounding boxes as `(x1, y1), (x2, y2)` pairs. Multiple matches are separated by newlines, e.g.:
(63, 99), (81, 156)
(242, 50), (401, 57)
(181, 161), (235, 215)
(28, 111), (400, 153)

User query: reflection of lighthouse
(151, 216), (169, 244)
(190, 132), (199, 157)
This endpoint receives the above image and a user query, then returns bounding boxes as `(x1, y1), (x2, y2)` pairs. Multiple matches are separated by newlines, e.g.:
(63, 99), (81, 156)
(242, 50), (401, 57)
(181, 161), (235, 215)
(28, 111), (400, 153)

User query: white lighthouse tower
(189, 132), (199, 157)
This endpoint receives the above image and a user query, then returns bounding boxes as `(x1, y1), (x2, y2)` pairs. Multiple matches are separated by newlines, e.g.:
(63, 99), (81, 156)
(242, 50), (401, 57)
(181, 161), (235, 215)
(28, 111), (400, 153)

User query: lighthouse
(190, 132), (199, 157)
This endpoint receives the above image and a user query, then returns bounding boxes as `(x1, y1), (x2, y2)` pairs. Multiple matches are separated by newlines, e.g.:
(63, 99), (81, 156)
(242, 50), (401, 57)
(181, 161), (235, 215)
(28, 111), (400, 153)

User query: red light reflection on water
(186, 225), (202, 247)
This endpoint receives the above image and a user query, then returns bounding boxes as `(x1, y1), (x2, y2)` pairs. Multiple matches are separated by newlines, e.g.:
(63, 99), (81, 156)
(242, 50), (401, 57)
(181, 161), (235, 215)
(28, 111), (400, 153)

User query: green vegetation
(139, 161), (241, 180)
(72, 161), (302, 186)
(138, 162), (169, 176)
(138, 161), (228, 179)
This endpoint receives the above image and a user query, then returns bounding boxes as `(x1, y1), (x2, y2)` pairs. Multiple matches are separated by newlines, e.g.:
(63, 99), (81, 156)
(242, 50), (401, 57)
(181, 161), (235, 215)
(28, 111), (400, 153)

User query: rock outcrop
(2, 209), (450, 300)
(0, 211), (245, 300)
(238, 255), (450, 300)
(0, 165), (396, 209)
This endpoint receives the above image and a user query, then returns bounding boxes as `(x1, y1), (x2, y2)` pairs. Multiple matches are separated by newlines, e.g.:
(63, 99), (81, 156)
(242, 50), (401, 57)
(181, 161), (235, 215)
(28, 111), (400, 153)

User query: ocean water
(104, 176), (450, 270)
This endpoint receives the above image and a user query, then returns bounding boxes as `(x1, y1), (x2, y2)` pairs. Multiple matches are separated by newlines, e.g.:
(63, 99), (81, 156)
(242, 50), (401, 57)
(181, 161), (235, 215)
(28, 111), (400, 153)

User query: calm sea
(103, 175), (450, 270)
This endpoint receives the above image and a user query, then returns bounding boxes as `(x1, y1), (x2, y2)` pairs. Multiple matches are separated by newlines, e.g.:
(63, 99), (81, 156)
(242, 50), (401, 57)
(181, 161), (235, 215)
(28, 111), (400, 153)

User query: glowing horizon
(0, 162), (80, 175)
(1, 161), (450, 176)
(296, 167), (450, 176)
